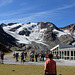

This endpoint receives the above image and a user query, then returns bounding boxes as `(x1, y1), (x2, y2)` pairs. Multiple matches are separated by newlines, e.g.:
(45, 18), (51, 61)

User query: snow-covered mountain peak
(0, 22), (75, 51)
(2, 22), (75, 47)
(3, 22), (46, 44)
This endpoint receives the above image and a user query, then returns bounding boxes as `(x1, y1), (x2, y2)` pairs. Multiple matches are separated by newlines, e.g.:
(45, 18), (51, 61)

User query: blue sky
(0, 0), (75, 27)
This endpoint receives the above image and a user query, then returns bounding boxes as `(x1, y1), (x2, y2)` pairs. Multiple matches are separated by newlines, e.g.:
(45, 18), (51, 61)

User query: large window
(74, 51), (75, 56)
(71, 51), (73, 56)
(64, 51), (66, 56)
(60, 51), (61, 57)
(62, 51), (64, 56)
(67, 51), (69, 56)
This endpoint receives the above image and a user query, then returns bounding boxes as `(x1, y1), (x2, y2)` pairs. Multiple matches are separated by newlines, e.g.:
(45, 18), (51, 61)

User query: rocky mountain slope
(60, 24), (75, 37)
(0, 22), (75, 52)
(0, 25), (17, 46)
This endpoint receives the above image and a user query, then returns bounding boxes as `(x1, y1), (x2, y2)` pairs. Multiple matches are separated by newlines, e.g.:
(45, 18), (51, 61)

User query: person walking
(44, 53), (57, 75)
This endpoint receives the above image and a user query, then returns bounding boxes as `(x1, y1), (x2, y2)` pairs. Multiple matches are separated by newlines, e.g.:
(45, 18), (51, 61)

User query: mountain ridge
(0, 22), (75, 52)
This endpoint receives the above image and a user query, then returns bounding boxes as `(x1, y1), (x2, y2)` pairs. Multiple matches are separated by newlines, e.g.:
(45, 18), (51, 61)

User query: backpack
(21, 54), (24, 59)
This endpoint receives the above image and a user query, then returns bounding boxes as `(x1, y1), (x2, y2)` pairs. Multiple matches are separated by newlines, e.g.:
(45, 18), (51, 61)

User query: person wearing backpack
(20, 52), (24, 64)
(31, 53), (34, 62)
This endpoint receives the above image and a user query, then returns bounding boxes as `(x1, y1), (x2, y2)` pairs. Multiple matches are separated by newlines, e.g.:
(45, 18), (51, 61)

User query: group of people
(1, 50), (57, 75)
(0, 51), (4, 64)
(13, 51), (46, 62)
(13, 52), (27, 63)
(30, 52), (46, 62)
(13, 51), (57, 75)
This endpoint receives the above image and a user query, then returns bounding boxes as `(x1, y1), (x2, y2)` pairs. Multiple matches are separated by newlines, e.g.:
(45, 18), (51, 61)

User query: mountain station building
(50, 44), (75, 60)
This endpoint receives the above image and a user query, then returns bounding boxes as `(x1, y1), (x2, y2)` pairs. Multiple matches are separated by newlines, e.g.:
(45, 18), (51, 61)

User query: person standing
(0, 51), (1, 63)
(13, 52), (15, 58)
(30, 53), (32, 61)
(42, 52), (45, 61)
(0, 51), (1, 58)
(31, 52), (34, 62)
(20, 52), (24, 64)
(1, 51), (4, 64)
(35, 53), (38, 62)
(39, 53), (41, 61)
(24, 52), (27, 61)
(44, 53), (57, 75)
(15, 53), (19, 62)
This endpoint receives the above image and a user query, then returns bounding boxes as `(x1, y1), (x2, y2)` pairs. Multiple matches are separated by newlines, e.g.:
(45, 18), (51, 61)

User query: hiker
(41, 52), (45, 61)
(0, 51), (1, 63)
(31, 52), (34, 62)
(30, 53), (32, 61)
(13, 52), (15, 58)
(15, 53), (19, 62)
(24, 52), (27, 61)
(1, 51), (5, 64)
(39, 53), (42, 61)
(44, 53), (57, 75)
(20, 52), (24, 64)
(35, 53), (38, 62)
(56, 54), (59, 59)
(0, 51), (1, 59)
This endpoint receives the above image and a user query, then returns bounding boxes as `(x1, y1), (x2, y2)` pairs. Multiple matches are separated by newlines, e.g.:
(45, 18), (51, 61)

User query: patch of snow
(64, 30), (70, 34)
(53, 29), (68, 37)
(64, 30), (69, 33)
(73, 32), (75, 35)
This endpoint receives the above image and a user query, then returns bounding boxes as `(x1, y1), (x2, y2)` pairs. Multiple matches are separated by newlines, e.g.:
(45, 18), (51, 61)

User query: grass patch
(0, 64), (44, 75)
(0, 64), (75, 75)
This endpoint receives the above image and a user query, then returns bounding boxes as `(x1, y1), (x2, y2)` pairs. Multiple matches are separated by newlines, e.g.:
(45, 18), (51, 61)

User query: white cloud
(29, 2), (75, 18)
(0, 5), (38, 17)
(0, 0), (13, 7)
(1, 2), (75, 24)
(57, 3), (75, 10)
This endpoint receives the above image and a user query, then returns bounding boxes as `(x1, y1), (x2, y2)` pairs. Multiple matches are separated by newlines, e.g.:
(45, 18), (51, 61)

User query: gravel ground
(1, 53), (75, 66)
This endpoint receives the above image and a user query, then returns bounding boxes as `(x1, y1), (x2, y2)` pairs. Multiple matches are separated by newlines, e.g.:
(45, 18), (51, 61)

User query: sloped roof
(50, 44), (75, 51)
(59, 44), (75, 49)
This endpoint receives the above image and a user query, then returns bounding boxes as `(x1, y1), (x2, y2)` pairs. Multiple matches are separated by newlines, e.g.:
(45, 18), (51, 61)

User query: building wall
(52, 48), (75, 60)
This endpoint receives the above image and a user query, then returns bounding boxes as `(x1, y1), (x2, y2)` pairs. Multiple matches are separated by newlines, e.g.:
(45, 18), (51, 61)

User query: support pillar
(73, 50), (74, 60)
(69, 51), (71, 60)
(61, 51), (62, 59)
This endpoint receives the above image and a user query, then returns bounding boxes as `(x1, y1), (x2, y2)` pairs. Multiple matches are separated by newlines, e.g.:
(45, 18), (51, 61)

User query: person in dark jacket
(15, 53), (19, 62)
(35, 53), (38, 62)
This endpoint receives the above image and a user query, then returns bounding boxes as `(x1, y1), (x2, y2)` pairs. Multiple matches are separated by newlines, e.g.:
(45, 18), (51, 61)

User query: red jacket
(1, 52), (4, 57)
